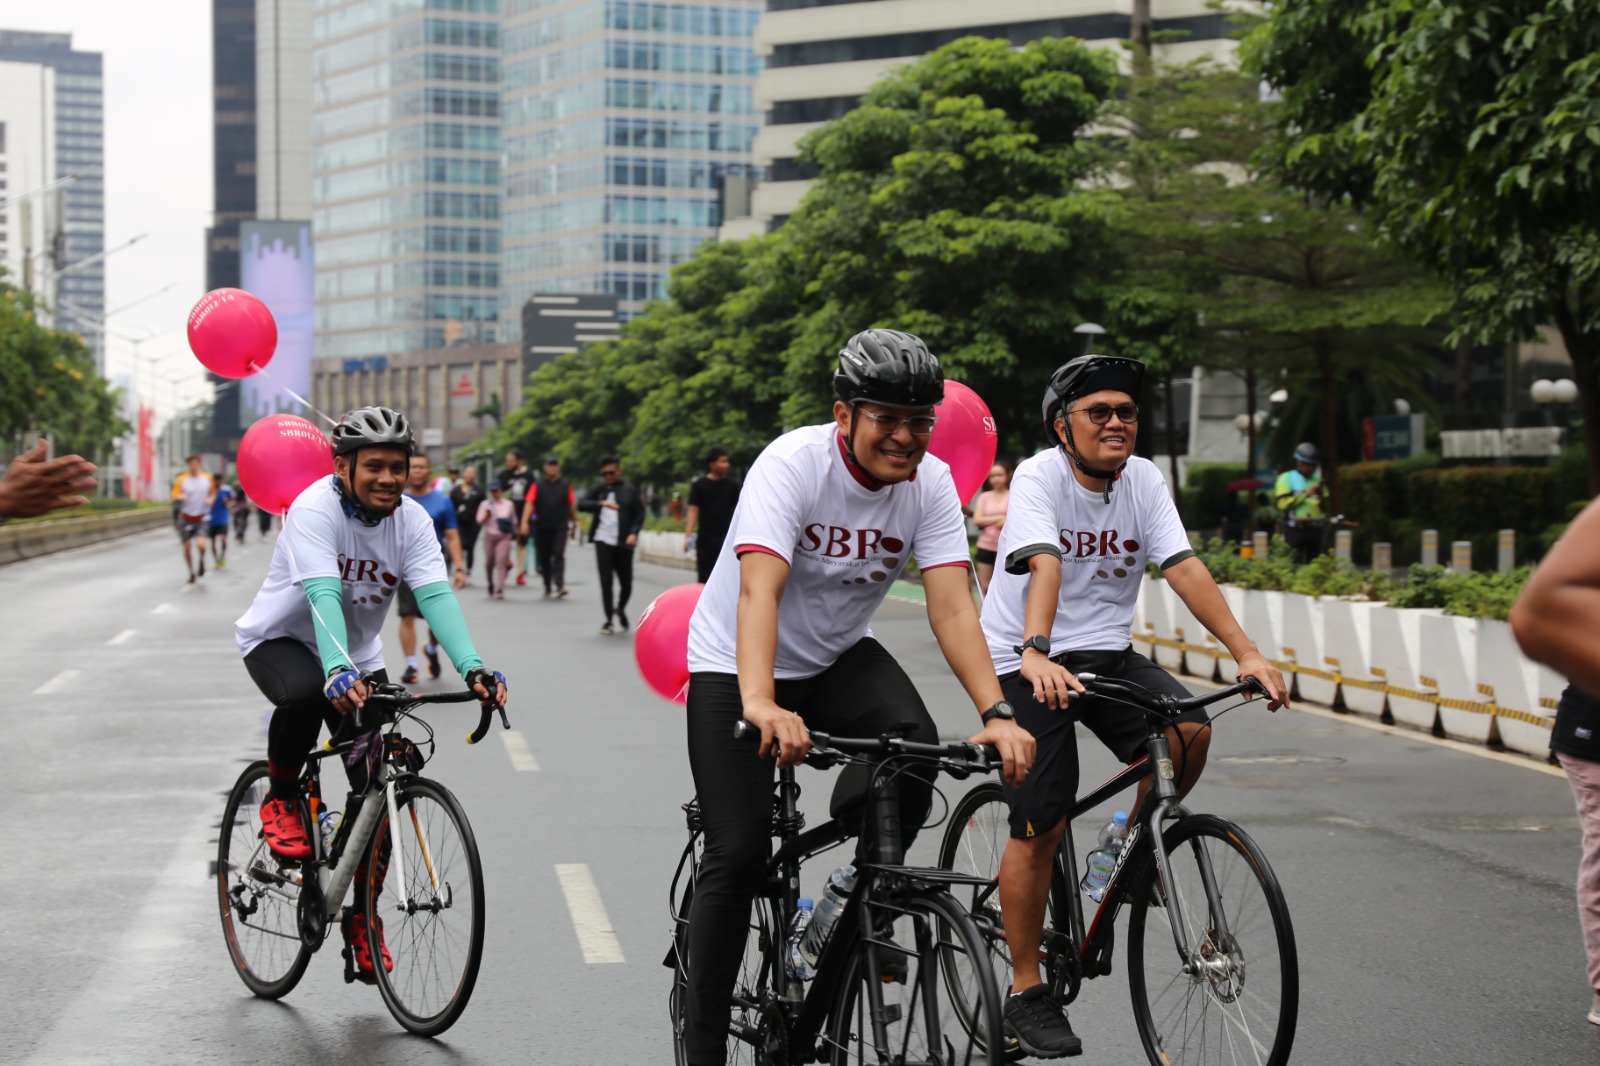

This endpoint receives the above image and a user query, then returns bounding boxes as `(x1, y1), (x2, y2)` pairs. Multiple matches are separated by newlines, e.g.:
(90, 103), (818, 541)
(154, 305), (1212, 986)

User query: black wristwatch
(981, 700), (1016, 726)
(1012, 635), (1050, 657)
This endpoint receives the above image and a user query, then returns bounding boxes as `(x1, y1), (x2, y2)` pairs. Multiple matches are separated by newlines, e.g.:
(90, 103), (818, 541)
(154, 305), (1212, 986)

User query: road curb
(0, 509), (172, 567)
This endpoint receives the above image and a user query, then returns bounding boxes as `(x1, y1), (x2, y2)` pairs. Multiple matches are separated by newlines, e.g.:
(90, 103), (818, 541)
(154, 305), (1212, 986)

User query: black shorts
(1000, 647), (1202, 840)
(208, 522), (229, 537)
(974, 548), (997, 566)
(396, 581), (421, 618)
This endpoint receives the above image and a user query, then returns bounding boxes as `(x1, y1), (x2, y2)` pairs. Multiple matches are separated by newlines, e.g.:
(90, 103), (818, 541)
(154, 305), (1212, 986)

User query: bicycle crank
(297, 874), (328, 949)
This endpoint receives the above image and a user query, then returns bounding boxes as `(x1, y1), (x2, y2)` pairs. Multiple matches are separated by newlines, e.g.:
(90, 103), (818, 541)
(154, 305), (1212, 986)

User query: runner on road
(209, 475), (235, 569)
(171, 455), (216, 583)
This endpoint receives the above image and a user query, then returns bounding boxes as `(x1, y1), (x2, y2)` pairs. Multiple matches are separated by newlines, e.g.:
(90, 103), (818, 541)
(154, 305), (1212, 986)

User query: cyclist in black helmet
(233, 406), (508, 982)
(676, 330), (1037, 1066)
(977, 356), (1289, 1058)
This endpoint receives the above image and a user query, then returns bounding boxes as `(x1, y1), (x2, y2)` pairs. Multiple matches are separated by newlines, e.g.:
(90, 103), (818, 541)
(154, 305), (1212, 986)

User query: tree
(1100, 55), (1450, 509)
(1250, 0), (1600, 495)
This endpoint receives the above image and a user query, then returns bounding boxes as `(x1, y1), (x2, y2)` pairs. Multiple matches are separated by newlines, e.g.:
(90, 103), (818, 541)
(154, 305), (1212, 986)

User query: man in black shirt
(684, 446), (741, 584)
(521, 455), (575, 598)
(578, 456), (646, 634)
(451, 466), (487, 582)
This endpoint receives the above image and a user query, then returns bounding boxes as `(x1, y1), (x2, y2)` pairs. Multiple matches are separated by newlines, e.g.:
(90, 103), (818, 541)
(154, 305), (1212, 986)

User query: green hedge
(1179, 462), (1249, 532)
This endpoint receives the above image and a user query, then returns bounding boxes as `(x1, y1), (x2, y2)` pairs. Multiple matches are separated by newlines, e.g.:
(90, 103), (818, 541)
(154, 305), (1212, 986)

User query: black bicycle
(938, 675), (1298, 1066)
(667, 722), (1010, 1065)
(217, 682), (509, 1036)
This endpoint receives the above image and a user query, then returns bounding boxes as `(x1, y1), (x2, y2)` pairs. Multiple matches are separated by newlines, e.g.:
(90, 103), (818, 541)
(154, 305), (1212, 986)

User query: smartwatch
(981, 700), (1016, 726)
(1012, 635), (1050, 657)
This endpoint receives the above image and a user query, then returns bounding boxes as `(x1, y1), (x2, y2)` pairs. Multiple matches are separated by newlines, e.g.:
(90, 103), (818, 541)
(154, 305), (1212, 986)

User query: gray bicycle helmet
(834, 329), (945, 408)
(1040, 354), (1145, 503)
(1293, 442), (1320, 465)
(331, 405), (415, 457)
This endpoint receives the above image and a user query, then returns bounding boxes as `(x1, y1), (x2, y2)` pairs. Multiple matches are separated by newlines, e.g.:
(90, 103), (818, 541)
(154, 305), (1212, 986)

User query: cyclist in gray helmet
(233, 405), (508, 982)
(1274, 441), (1324, 563)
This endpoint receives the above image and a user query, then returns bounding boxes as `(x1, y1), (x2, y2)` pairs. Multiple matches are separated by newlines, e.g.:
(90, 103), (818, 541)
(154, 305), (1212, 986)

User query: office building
(310, 0), (503, 360)
(499, 0), (764, 323)
(0, 61), (56, 296)
(730, 0), (1234, 235)
(0, 31), (104, 365)
(257, 0), (314, 222)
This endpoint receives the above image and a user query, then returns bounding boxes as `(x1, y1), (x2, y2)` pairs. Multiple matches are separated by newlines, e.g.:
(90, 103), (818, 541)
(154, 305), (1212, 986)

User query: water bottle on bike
(800, 864), (857, 967)
(1080, 810), (1129, 902)
(784, 899), (816, 980)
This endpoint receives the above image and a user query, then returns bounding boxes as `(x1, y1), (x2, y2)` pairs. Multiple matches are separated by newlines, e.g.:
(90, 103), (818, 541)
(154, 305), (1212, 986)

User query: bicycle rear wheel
(1127, 814), (1298, 1066)
(365, 776), (486, 1036)
(217, 760), (313, 998)
(826, 889), (1004, 1066)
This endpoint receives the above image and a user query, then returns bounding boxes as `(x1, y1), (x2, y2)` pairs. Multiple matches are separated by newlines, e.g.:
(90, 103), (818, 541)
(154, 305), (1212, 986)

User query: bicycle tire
(217, 760), (313, 998)
(365, 776), (486, 1037)
(826, 889), (1004, 1066)
(1127, 814), (1298, 1066)
(670, 871), (782, 1065)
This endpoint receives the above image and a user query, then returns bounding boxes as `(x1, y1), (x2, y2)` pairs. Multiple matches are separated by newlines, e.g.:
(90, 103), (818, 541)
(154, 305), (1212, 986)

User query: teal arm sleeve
(414, 581), (486, 677)
(302, 576), (353, 675)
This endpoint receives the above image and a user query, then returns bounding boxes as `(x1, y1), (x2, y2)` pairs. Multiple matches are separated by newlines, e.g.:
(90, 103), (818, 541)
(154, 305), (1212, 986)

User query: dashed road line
(554, 863), (625, 964)
(33, 669), (80, 696)
(107, 629), (137, 646)
(501, 729), (539, 771)
(151, 602), (175, 615)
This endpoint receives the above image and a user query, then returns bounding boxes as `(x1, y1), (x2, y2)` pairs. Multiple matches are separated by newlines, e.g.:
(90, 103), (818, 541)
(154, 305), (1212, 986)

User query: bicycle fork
(1142, 734), (1232, 977)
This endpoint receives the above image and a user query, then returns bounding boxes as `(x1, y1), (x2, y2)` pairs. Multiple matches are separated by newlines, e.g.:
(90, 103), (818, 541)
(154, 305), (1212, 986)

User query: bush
(1383, 564), (1530, 621)
(1189, 537), (1388, 599)
(1179, 463), (1249, 534)
(1338, 460), (1406, 560)
(1405, 466), (1562, 568)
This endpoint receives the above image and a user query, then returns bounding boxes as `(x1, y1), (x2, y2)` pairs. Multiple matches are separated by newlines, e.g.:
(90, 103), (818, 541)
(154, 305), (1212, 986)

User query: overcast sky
(6, 1), (214, 417)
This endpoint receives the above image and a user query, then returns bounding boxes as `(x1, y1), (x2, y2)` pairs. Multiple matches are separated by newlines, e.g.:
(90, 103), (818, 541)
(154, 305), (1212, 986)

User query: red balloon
(928, 380), (1000, 502)
(187, 288), (277, 378)
(237, 415), (333, 514)
(633, 582), (704, 704)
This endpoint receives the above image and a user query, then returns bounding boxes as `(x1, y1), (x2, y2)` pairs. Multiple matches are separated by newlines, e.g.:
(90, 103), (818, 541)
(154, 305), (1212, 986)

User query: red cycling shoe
(258, 796), (311, 859)
(344, 912), (394, 983)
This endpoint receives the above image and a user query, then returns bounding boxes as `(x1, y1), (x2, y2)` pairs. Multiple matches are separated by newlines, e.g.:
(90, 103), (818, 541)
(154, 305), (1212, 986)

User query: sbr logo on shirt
(796, 525), (906, 585)
(1058, 529), (1142, 581)
(337, 554), (398, 605)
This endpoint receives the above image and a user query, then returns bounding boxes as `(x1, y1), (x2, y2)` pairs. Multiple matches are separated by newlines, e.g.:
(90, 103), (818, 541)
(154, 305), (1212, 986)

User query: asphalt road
(1, 526), (1596, 1065)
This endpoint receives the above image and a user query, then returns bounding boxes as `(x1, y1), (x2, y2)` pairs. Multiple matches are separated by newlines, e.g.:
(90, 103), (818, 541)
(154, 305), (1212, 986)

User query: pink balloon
(237, 415), (333, 514)
(187, 288), (277, 378)
(928, 380), (1000, 502)
(633, 582), (705, 704)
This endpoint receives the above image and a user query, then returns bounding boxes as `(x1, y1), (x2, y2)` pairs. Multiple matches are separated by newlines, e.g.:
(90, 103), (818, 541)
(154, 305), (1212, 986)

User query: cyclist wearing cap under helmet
(1274, 442), (1324, 563)
(977, 355), (1290, 1058)
(232, 406), (508, 982)
(677, 329), (1037, 1066)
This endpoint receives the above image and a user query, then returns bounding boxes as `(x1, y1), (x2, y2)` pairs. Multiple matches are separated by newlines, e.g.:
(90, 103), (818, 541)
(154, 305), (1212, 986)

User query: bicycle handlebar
(327, 681), (508, 749)
(1071, 673), (1268, 718)
(730, 719), (999, 777)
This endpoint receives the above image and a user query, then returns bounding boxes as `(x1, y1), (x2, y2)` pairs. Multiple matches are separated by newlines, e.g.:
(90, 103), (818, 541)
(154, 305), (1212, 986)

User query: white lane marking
(150, 602), (175, 615)
(107, 628), (137, 646)
(501, 730), (539, 771)
(32, 669), (80, 696)
(555, 863), (626, 964)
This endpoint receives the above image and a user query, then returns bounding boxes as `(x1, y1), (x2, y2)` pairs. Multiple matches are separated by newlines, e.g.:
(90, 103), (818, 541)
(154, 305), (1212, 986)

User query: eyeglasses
(600, 469), (619, 477)
(857, 409), (938, 436)
(1071, 402), (1140, 425)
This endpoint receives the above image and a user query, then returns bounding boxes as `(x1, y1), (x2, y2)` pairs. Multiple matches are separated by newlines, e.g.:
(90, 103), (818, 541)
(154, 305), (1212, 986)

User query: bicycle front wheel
(365, 777), (486, 1036)
(217, 760), (313, 998)
(827, 889), (1004, 1066)
(670, 882), (781, 1066)
(1128, 814), (1298, 1066)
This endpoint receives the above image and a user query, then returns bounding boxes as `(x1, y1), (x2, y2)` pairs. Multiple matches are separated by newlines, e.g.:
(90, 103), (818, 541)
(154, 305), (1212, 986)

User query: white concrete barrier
(1175, 589), (1218, 682)
(1422, 613), (1495, 744)
(1132, 576), (1155, 660)
(637, 529), (696, 572)
(1144, 578), (1182, 670)
(1322, 600), (1387, 718)
(1370, 605), (1441, 733)
(1216, 584), (1246, 683)
(1281, 594), (1333, 705)
(0, 508), (171, 566)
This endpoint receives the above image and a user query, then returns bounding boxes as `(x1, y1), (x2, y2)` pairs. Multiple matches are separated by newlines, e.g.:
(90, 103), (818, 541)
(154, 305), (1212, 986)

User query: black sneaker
(599, 622), (614, 635)
(424, 643), (441, 679)
(1003, 984), (1083, 1058)
(400, 666), (419, 684)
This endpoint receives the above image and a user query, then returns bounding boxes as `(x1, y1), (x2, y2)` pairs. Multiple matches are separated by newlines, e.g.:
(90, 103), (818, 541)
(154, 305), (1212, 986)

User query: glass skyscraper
(499, 0), (763, 323)
(0, 31), (104, 366)
(311, 0), (503, 358)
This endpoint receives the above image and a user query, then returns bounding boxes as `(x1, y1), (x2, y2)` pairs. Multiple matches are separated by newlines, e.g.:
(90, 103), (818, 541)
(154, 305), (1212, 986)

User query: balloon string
(277, 500), (357, 672)
(248, 361), (340, 427)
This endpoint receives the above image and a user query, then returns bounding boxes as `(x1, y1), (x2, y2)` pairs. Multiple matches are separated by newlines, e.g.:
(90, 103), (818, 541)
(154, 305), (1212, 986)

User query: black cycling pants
(244, 637), (388, 794)
(682, 638), (938, 1066)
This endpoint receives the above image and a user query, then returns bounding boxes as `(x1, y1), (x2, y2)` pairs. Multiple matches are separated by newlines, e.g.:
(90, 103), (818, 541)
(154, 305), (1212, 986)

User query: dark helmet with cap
(1040, 354), (1145, 441)
(834, 329), (944, 408)
(331, 405), (415, 457)
(1293, 442), (1320, 466)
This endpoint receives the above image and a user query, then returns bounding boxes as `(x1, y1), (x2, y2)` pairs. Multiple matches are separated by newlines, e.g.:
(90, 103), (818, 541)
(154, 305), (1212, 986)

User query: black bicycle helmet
(1040, 354), (1145, 503)
(833, 329), (945, 408)
(1293, 442), (1320, 465)
(331, 405), (415, 457)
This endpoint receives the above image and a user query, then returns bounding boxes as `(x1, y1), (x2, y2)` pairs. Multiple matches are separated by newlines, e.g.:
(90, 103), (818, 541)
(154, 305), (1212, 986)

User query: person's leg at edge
(496, 534), (513, 596)
(514, 533), (527, 583)
(595, 542), (617, 628)
(615, 546), (634, 627)
(534, 528), (555, 593)
(1559, 752), (1600, 1019)
(552, 527), (568, 594)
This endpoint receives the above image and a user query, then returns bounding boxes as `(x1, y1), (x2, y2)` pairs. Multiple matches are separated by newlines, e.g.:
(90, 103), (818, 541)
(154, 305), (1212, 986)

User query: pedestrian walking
(520, 455), (575, 598)
(0, 440), (96, 519)
(451, 466), (486, 581)
(684, 445), (741, 584)
(256, 502), (274, 537)
(496, 448), (534, 587)
(1273, 443), (1324, 564)
(970, 459), (1011, 595)
(231, 483), (251, 544)
(477, 480), (517, 598)
(579, 456), (645, 634)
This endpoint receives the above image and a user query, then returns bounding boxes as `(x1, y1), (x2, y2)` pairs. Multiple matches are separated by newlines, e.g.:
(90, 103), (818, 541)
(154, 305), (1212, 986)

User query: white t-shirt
(981, 452), (1191, 674)
(687, 423), (971, 679)
(235, 477), (451, 672)
(173, 472), (213, 518)
(594, 489), (620, 546)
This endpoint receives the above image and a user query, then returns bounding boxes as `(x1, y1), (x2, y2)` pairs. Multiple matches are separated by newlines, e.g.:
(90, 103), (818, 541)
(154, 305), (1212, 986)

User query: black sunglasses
(1071, 402), (1139, 425)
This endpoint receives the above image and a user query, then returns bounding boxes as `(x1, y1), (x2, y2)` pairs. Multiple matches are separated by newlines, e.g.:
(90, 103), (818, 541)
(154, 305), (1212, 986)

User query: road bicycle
(667, 722), (1010, 1065)
(217, 681), (509, 1036)
(939, 675), (1298, 1066)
